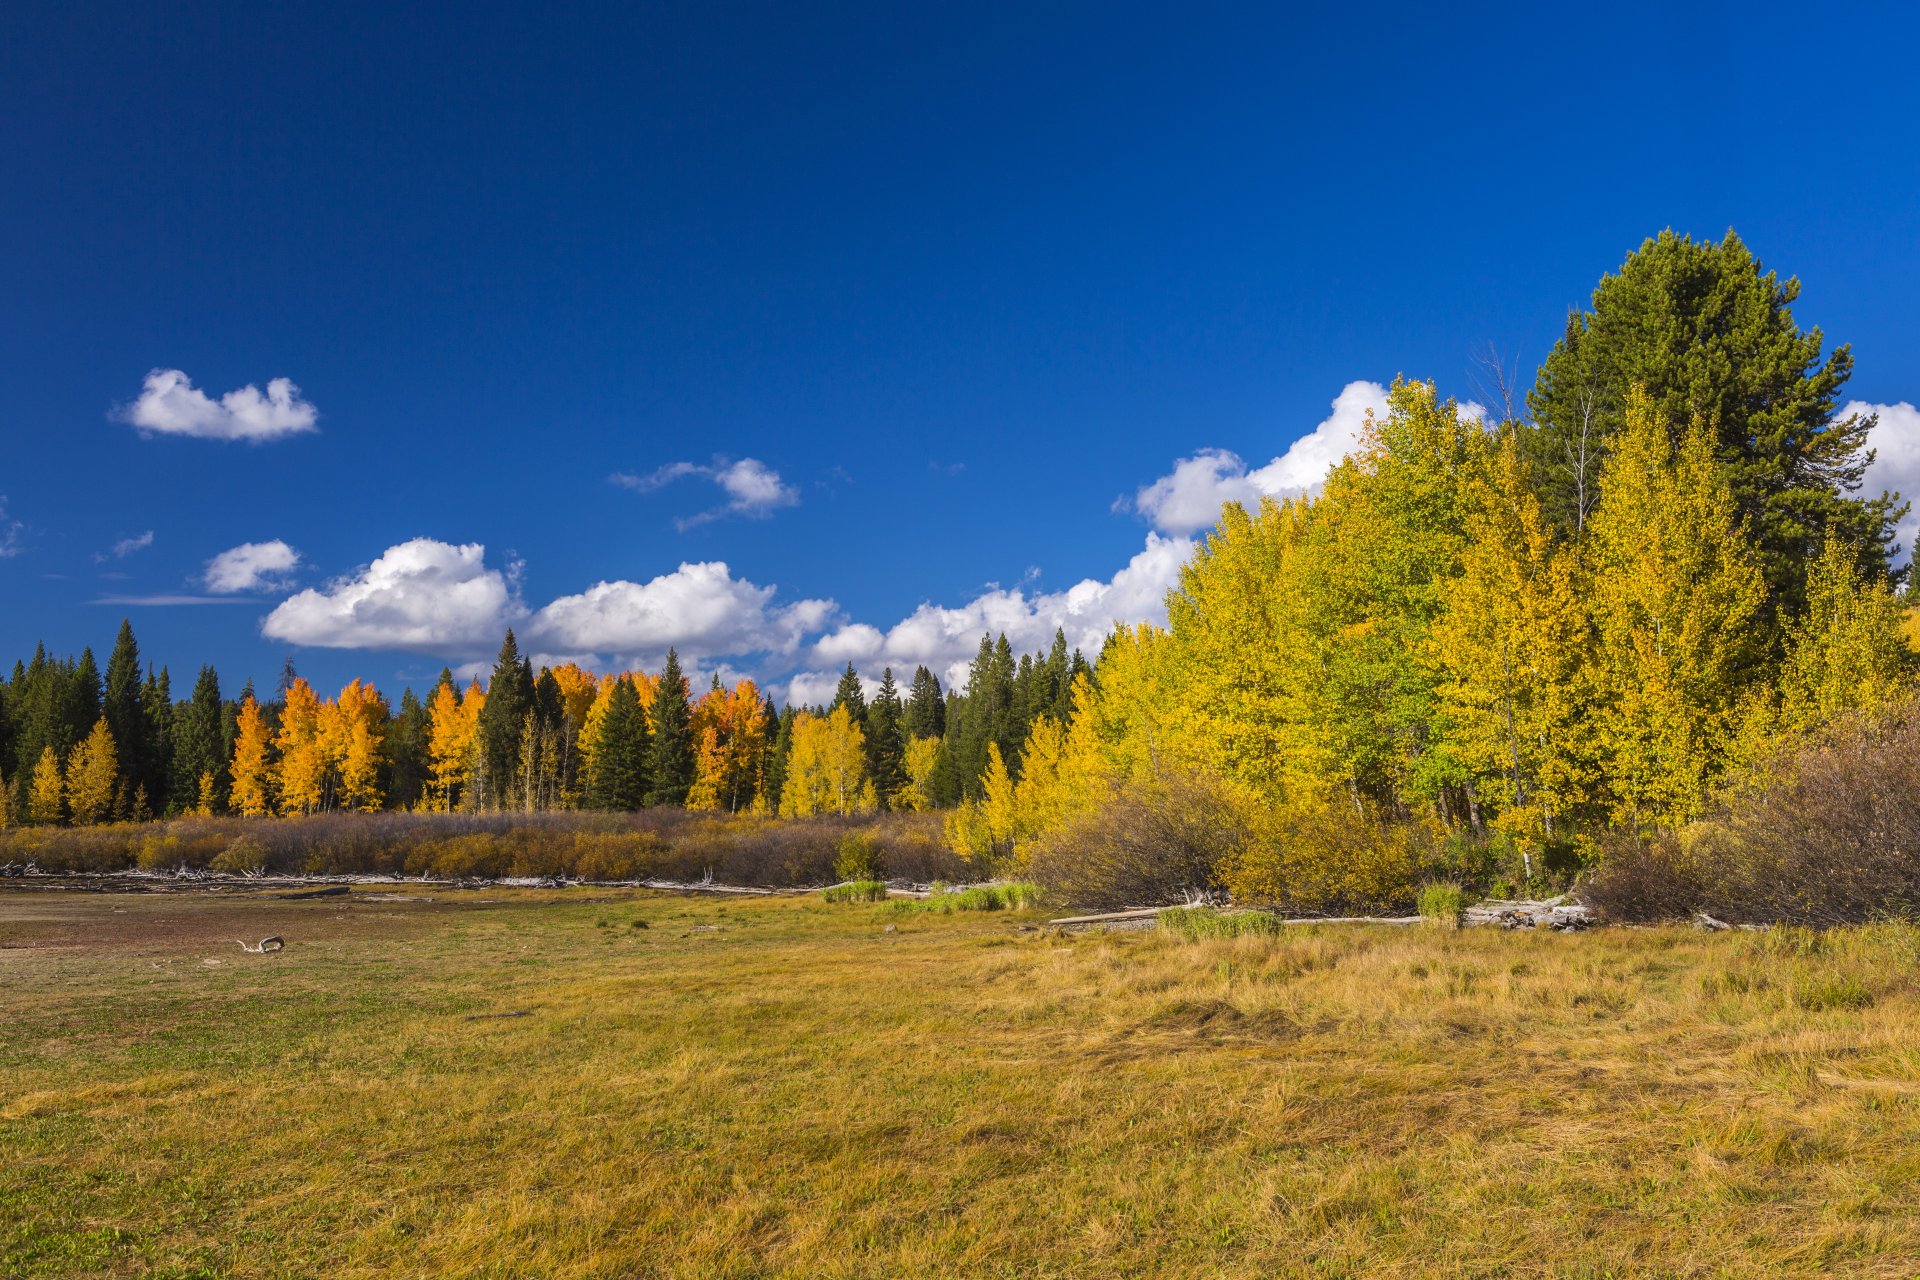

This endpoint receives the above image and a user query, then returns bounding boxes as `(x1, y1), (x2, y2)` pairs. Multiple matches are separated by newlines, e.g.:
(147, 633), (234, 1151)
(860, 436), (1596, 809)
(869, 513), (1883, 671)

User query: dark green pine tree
(866, 668), (905, 806)
(829, 663), (868, 727)
(103, 621), (146, 810)
(904, 666), (944, 740)
(0, 669), (12, 792)
(171, 665), (227, 813)
(644, 649), (696, 806)
(1011, 652), (1037, 754)
(66, 647), (102, 751)
(763, 703), (796, 809)
(138, 665), (172, 817)
(587, 676), (649, 810)
(1527, 229), (1903, 620)
(475, 630), (534, 809)
(385, 687), (431, 811)
(1044, 629), (1073, 721)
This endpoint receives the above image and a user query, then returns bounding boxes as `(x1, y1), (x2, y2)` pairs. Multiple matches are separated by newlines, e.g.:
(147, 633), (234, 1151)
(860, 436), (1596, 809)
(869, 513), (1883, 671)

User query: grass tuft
(1158, 906), (1283, 940)
(1417, 881), (1467, 928)
(894, 882), (1044, 913)
(821, 880), (889, 904)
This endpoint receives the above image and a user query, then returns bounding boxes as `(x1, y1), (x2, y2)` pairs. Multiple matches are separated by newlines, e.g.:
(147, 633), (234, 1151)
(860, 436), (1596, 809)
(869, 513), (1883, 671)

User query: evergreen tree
(139, 665), (172, 816)
(644, 649), (695, 806)
(764, 703), (796, 806)
(172, 665), (227, 814)
(103, 621), (145, 808)
(1528, 229), (1902, 619)
(905, 666), (945, 739)
(475, 630), (534, 808)
(385, 687), (431, 811)
(867, 667), (906, 805)
(829, 663), (868, 726)
(586, 676), (648, 809)
(65, 648), (102, 756)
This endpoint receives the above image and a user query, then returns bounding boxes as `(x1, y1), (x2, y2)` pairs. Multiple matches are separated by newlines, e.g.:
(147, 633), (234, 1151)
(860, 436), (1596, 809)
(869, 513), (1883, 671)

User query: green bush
(822, 880), (889, 904)
(1157, 906), (1283, 941)
(1416, 881), (1466, 928)
(835, 830), (885, 882)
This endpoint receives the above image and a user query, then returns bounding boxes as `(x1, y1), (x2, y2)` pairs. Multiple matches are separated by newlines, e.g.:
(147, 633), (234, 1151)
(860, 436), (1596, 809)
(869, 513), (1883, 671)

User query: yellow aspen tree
(572, 675), (618, 796)
(229, 696), (275, 817)
(893, 735), (942, 811)
(1773, 539), (1913, 736)
(1431, 432), (1597, 836)
(427, 679), (483, 811)
(336, 679), (389, 811)
(1587, 386), (1767, 826)
(685, 723), (726, 812)
(195, 769), (219, 817)
(716, 679), (768, 812)
(778, 706), (875, 817)
(64, 719), (119, 826)
(27, 745), (65, 825)
(276, 678), (328, 815)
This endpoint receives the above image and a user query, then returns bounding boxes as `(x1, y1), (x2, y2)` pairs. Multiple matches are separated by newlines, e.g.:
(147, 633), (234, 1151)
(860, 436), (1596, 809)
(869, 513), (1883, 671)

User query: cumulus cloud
(610, 457), (799, 528)
(204, 539), (302, 593)
(120, 369), (320, 442)
(531, 561), (835, 667)
(1131, 381), (1490, 536)
(787, 531), (1193, 702)
(1850, 400), (1920, 562)
(263, 539), (523, 653)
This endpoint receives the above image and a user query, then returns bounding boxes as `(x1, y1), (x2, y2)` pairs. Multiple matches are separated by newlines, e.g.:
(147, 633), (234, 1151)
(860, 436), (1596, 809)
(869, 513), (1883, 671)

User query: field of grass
(5, 888), (1920, 1278)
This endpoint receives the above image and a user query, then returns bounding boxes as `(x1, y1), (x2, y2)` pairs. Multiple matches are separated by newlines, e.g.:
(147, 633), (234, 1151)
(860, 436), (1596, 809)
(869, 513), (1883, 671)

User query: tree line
(0, 620), (1092, 826)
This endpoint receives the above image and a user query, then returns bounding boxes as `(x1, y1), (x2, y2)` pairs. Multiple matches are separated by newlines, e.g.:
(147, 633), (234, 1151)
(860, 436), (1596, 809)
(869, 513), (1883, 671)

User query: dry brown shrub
(1026, 773), (1246, 911)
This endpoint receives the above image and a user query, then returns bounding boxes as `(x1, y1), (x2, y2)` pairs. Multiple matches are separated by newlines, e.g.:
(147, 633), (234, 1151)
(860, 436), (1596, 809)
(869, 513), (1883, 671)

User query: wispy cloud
(92, 595), (257, 607)
(119, 368), (319, 442)
(96, 530), (155, 562)
(0, 496), (23, 558)
(610, 456), (800, 530)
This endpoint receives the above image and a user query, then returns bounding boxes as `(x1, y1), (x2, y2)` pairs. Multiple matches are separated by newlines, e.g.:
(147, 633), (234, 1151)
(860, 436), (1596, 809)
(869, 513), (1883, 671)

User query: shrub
(1027, 772), (1247, 911)
(210, 836), (269, 875)
(1416, 881), (1466, 928)
(1158, 906), (1282, 941)
(822, 880), (889, 904)
(1585, 703), (1920, 925)
(835, 830), (885, 882)
(1221, 805), (1433, 916)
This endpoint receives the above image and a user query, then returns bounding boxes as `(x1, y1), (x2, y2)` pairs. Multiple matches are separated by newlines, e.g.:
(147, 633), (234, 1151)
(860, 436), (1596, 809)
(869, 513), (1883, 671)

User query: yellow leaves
(688, 678), (770, 813)
(427, 679), (484, 811)
(28, 745), (64, 825)
(893, 735), (941, 811)
(63, 719), (119, 826)
(267, 677), (391, 816)
(779, 705), (874, 817)
(229, 696), (275, 818)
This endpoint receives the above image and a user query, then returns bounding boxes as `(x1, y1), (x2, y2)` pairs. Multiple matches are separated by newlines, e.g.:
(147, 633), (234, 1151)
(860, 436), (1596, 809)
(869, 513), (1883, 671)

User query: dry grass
(4, 889), (1920, 1277)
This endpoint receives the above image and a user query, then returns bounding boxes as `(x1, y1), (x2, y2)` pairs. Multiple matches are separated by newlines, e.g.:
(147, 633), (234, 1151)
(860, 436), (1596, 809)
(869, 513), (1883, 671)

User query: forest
(4, 231), (1917, 923)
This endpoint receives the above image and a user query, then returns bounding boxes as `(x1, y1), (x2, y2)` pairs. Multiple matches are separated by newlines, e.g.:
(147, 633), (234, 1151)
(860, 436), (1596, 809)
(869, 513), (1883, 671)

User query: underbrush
(1584, 705), (1920, 925)
(0, 810), (968, 887)
(894, 882), (1044, 913)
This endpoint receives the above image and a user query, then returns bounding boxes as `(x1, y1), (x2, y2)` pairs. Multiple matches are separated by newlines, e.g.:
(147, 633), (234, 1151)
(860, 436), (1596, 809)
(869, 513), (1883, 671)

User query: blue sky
(3, 1), (1918, 704)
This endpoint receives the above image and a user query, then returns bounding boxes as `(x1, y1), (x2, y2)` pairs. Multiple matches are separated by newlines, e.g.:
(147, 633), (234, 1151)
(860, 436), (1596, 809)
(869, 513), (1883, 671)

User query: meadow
(4, 886), (1920, 1278)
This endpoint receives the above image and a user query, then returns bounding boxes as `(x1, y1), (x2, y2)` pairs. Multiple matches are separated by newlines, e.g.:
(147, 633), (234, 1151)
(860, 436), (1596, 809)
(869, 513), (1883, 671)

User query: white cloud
(110, 531), (154, 559)
(790, 531), (1192, 700)
(1851, 400), (1920, 563)
(121, 369), (320, 442)
(204, 539), (302, 593)
(0, 496), (20, 558)
(1131, 381), (1490, 536)
(262, 539), (523, 652)
(532, 561), (834, 666)
(610, 456), (799, 528)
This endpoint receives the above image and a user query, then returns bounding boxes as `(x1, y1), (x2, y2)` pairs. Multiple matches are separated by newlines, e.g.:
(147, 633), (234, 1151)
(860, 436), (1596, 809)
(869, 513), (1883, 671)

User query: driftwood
(237, 935), (285, 953)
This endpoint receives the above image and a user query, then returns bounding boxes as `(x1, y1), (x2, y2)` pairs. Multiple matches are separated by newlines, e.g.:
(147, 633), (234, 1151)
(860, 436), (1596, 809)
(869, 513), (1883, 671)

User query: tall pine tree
(645, 649), (695, 806)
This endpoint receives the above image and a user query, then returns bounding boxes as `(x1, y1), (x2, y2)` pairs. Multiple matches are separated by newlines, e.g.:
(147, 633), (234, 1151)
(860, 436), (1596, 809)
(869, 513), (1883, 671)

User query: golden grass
(4, 891), (1920, 1277)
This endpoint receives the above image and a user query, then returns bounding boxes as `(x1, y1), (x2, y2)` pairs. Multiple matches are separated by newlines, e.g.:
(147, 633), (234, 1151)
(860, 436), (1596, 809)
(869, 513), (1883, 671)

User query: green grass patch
(1158, 905), (1284, 940)
(821, 880), (890, 904)
(1417, 881), (1467, 927)
(894, 882), (1044, 913)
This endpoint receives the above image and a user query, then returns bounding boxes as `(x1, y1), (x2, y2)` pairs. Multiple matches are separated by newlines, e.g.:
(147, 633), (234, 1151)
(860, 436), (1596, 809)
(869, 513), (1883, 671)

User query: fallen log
(276, 885), (349, 900)
(237, 936), (285, 953)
